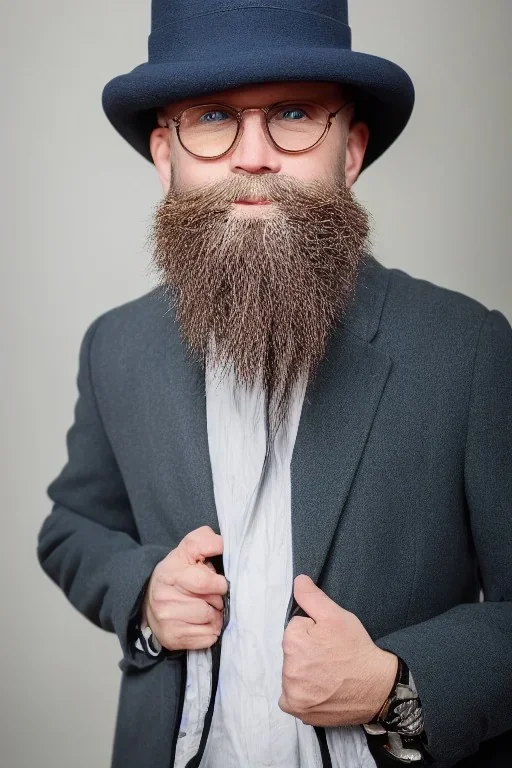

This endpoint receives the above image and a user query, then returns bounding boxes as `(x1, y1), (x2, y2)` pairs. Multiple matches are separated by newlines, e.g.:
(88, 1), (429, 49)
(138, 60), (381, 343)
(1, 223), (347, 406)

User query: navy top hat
(102, 0), (415, 172)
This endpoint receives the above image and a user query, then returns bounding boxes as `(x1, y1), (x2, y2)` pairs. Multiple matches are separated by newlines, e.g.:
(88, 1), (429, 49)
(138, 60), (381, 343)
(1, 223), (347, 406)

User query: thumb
(293, 574), (339, 623)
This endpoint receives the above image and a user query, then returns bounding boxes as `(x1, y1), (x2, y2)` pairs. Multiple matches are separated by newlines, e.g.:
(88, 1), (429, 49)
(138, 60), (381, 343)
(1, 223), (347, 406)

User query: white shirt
(173, 356), (377, 768)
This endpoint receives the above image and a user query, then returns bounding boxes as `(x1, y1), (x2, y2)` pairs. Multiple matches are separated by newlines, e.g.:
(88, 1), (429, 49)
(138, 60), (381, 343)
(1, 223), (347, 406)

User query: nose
(228, 109), (281, 175)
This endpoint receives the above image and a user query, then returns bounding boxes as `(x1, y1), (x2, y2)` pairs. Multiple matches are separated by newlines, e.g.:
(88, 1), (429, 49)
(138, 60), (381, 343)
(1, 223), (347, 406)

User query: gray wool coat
(37, 254), (512, 768)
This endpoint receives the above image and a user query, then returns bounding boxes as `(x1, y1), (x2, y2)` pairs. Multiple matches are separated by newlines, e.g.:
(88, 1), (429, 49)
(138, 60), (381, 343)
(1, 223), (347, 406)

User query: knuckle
(282, 631), (297, 653)
(151, 597), (171, 620)
(152, 584), (170, 604)
(197, 525), (215, 536)
(162, 548), (180, 568)
(182, 526), (222, 557)
(283, 663), (301, 684)
(186, 525), (214, 545)
(152, 607), (165, 623)
(285, 691), (306, 714)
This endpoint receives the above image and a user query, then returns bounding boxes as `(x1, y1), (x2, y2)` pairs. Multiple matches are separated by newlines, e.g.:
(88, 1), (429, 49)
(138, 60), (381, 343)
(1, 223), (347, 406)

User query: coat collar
(339, 252), (389, 345)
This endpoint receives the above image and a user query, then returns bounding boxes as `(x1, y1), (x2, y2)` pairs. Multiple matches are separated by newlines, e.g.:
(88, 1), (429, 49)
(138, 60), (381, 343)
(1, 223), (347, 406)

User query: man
(36, 2), (512, 768)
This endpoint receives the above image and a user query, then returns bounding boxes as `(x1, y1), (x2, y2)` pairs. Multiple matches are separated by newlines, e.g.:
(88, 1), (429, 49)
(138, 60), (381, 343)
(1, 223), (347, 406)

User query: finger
(171, 583), (224, 610)
(157, 597), (223, 625)
(203, 593), (225, 611)
(202, 561), (226, 606)
(293, 574), (340, 623)
(177, 633), (221, 651)
(161, 620), (221, 651)
(180, 526), (224, 562)
(163, 619), (222, 639)
(170, 577), (225, 610)
(283, 616), (314, 652)
(175, 563), (228, 596)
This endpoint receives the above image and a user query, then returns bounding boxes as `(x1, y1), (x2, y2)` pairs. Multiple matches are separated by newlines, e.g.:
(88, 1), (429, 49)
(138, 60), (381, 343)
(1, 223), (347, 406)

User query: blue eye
(199, 110), (230, 123)
(280, 109), (307, 120)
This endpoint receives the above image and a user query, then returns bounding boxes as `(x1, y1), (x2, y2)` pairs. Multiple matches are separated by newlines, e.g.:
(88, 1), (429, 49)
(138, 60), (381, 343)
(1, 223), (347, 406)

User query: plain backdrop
(2, 1), (511, 766)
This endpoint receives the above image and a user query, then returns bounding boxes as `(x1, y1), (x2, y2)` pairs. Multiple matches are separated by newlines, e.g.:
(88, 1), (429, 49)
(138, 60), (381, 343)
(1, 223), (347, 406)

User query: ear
(344, 118), (370, 188)
(149, 119), (172, 193)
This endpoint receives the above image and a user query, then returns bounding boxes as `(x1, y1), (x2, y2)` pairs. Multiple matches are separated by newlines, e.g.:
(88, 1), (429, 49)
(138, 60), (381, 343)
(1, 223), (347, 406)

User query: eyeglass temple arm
(329, 100), (356, 119)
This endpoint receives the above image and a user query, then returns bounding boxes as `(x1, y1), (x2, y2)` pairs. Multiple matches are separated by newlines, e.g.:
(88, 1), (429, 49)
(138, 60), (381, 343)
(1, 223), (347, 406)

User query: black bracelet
(135, 620), (164, 658)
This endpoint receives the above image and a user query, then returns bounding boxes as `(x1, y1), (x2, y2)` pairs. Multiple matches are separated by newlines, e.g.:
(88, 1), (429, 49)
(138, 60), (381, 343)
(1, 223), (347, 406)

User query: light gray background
(2, 1), (511, 766)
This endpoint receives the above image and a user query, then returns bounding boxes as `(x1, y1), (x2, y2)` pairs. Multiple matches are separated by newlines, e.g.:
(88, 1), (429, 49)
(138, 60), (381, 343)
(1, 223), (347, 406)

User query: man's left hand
(278, 574), (398, 727)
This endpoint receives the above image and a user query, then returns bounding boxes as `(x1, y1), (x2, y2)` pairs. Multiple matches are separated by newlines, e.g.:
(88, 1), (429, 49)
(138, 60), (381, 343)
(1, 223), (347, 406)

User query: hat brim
(102, 47), (414, 172)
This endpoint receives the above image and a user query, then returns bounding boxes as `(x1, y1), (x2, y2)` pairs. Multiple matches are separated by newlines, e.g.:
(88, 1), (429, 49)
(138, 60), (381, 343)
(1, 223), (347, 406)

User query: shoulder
(91, 285), (171, 336)
(378, 262), (509, 357)
(81, 285), (179, 370)
(365, 260), (511, 396)
(385, 264), (491, 331)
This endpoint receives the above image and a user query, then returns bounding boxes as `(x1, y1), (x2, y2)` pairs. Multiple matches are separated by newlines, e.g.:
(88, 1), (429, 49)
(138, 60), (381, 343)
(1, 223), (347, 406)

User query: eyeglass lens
(177, 103), (330, 157)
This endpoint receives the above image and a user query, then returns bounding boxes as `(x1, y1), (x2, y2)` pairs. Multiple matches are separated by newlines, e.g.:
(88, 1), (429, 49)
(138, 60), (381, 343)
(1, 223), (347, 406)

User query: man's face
(148, 80), (371, 449)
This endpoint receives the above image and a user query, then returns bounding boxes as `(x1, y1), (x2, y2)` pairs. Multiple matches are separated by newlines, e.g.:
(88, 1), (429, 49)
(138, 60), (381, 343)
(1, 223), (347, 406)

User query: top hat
(102, 0), (415, 172)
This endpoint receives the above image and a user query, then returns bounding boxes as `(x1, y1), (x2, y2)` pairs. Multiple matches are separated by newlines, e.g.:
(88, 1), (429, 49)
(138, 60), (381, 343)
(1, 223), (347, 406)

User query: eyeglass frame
(161, 99), (355, 159)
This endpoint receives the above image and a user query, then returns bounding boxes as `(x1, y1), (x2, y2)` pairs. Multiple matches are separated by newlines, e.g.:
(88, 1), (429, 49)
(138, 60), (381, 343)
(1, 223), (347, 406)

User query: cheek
(280, 141), (343, 183)
(172, 156), (231, 193)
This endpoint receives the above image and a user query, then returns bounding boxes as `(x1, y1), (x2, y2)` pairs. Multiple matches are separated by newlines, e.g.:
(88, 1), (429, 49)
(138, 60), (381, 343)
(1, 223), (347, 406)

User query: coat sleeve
(374, 308), (512, 767)
(37, 314), (172, 673)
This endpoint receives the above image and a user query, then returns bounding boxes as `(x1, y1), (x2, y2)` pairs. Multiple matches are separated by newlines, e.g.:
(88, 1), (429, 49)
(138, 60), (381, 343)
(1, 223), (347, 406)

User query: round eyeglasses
(162, 100), (354, 159)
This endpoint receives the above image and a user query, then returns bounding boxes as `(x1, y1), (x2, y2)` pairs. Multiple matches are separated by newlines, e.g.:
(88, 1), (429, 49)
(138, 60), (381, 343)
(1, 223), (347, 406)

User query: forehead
(163, 80), (345, 114)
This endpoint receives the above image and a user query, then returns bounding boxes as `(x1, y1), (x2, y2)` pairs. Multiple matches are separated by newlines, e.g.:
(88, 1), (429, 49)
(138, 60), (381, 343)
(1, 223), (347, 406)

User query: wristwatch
(363, 657), (431, 764)
(370, 657), (424, 734)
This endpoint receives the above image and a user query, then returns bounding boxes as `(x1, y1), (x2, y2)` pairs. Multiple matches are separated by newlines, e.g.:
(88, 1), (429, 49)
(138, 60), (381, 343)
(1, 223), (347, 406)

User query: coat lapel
(165, 322), (221, 536)
(290, 255), (392, 585)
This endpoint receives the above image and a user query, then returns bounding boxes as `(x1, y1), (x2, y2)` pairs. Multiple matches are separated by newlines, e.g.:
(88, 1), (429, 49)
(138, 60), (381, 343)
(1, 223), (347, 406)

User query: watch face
(386, 696), (424, 737)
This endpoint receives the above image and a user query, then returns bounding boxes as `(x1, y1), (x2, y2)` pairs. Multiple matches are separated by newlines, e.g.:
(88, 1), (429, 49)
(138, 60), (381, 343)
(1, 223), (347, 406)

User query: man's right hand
(142, 525), (228, 652)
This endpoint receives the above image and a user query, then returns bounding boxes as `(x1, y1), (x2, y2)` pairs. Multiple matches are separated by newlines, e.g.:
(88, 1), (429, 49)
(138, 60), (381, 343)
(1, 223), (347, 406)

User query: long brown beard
(147, 172), (371, 458)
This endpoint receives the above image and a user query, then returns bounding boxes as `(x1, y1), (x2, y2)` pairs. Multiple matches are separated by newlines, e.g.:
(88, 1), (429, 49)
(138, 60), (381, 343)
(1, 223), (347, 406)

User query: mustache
(161, 172), (355, 219)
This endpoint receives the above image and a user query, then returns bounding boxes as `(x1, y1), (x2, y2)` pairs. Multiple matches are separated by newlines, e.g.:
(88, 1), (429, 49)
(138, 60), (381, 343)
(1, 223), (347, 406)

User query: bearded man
(36, 2), (512, 768)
